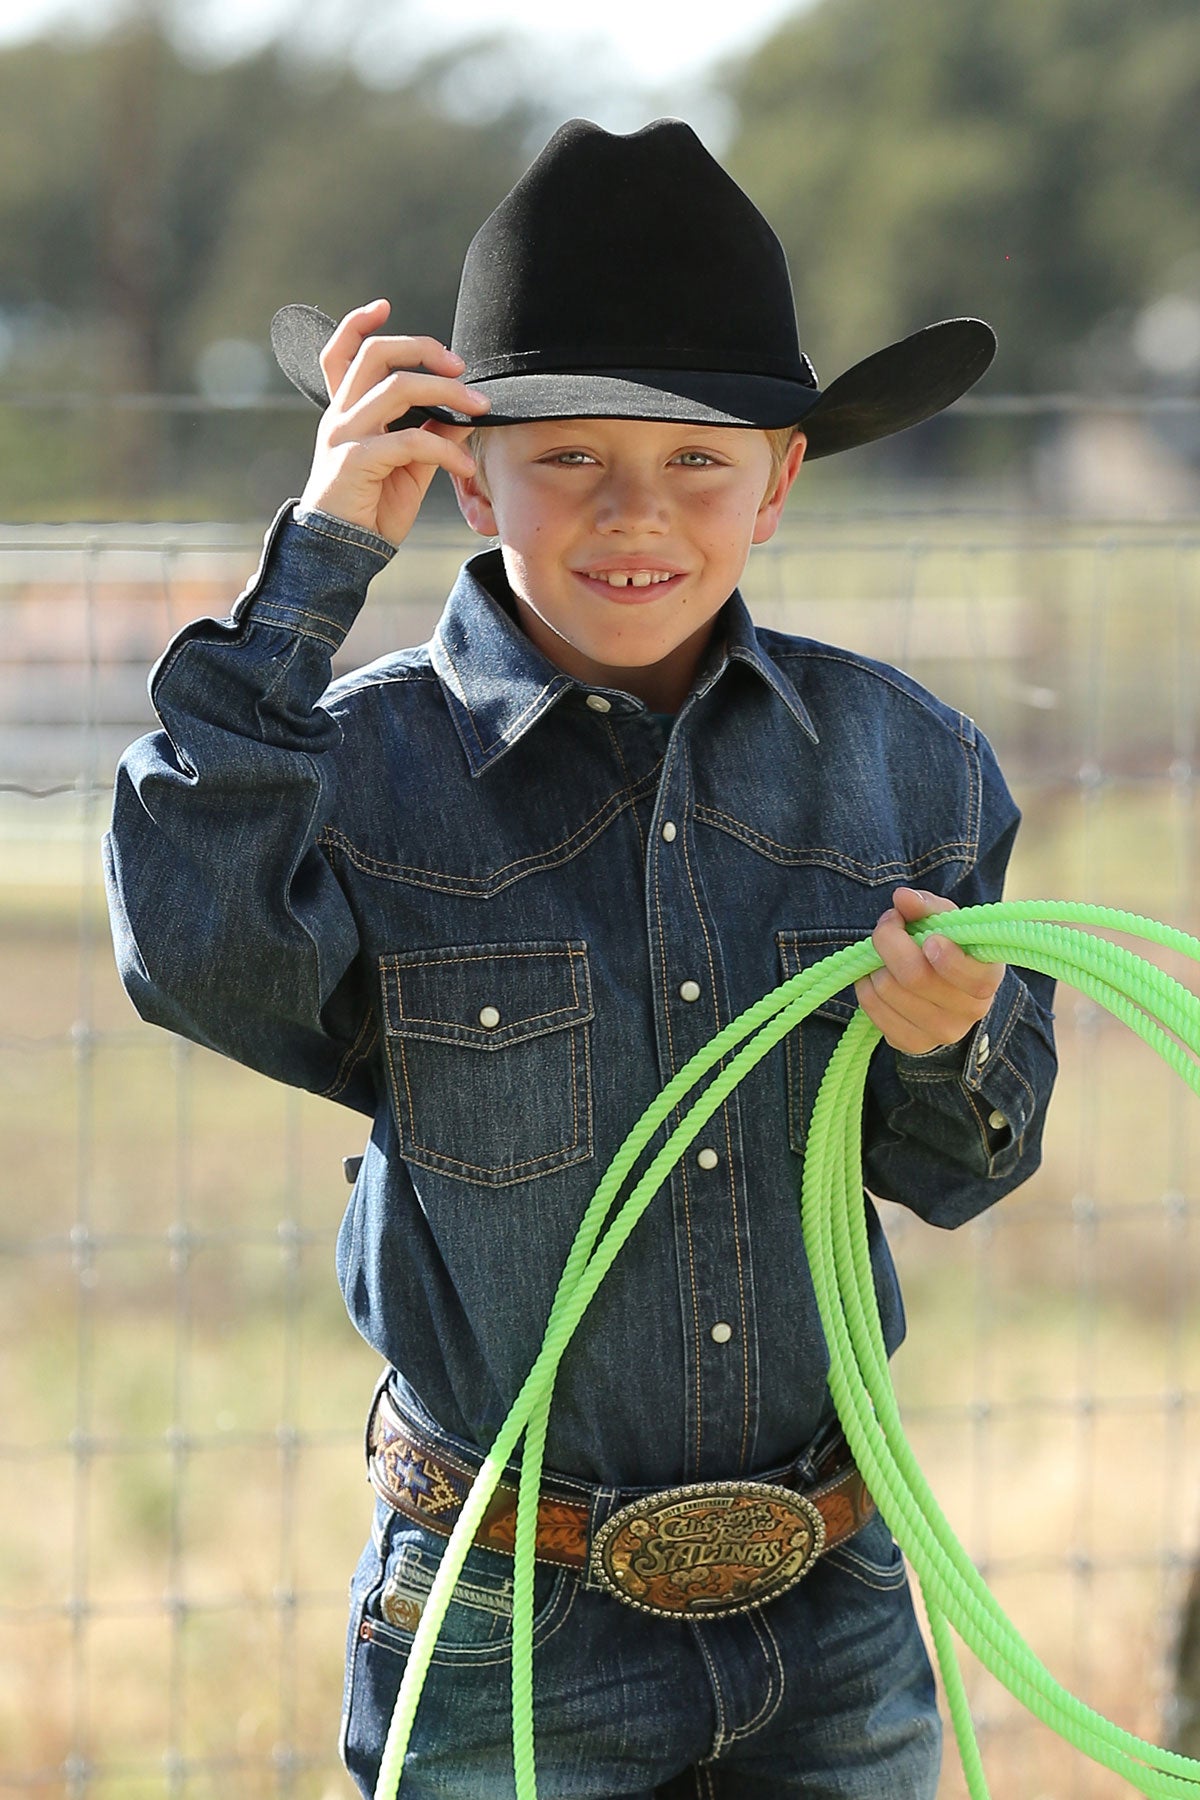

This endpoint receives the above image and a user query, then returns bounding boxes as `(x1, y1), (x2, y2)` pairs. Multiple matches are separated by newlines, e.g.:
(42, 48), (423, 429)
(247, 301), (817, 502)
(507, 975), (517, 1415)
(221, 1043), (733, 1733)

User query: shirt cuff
(222, 501), (391, 652)
(894, 966), (1036, 1148)
(293, 505), (399, 561)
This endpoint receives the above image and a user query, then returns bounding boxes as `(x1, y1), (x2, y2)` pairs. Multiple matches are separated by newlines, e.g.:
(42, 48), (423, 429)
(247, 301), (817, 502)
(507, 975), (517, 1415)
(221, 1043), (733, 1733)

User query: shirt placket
(647, 720), (761, 1481)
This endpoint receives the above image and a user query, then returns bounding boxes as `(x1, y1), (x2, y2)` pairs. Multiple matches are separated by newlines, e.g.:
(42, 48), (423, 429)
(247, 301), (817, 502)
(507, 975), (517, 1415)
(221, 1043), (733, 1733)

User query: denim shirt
(104, 502), (1057, 1489)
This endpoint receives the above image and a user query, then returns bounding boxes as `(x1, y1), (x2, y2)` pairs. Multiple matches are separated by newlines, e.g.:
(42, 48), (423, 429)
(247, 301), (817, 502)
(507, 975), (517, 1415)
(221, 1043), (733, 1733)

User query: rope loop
(373, 903), (1200, 1800)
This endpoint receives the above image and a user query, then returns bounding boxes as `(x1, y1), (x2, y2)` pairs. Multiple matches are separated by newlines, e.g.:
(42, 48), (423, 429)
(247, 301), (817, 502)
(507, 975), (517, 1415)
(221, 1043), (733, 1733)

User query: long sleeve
(860, 737), (1057, 1228)
(103, 503), (395, 1114)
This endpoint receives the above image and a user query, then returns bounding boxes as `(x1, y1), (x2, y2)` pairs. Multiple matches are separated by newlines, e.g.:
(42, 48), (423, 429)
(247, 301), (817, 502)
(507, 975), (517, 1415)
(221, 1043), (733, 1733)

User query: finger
(866, 912), (1000, 1028)
(857, 933), (993, 1044)
(329, 370), (489, 442)
(890, 885), (955, 922)
(301, 426), (480, 536)
(853, 975), (970, 1056)
(338, 424), (482, 483)
(423, 419), (477, 444)
(862, 967), (991, 1045)
(318, 299), (395, 399)
(884, 887), (1000, 999)
(866, 940), (1000, 1024)
(317, 307), (468, 406)
(920, 932), (1005, 1003)
(336, 333), (470, 412)
(871, 906), (943, 991)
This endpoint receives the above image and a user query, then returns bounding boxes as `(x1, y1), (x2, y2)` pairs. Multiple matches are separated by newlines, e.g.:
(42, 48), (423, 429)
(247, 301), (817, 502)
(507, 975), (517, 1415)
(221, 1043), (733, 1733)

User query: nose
(594, 466), (670, 534)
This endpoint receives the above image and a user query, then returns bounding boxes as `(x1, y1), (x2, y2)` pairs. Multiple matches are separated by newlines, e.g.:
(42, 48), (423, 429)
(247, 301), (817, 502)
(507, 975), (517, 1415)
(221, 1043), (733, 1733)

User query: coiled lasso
(373, 902), (1200, 1800)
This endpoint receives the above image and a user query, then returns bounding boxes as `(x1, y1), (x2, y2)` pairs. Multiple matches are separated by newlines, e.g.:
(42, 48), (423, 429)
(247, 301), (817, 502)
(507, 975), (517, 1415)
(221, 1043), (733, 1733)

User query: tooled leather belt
(366, 1381), (877, 1619)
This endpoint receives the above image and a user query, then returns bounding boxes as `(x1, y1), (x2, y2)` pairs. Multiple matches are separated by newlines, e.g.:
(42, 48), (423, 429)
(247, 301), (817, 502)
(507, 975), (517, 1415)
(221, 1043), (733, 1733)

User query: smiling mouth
(586, 569), (677, 588)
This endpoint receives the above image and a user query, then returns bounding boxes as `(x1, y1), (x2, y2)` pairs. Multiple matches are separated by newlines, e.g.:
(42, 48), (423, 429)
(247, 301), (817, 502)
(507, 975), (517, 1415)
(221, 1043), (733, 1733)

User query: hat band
(462, 347), (820, 387)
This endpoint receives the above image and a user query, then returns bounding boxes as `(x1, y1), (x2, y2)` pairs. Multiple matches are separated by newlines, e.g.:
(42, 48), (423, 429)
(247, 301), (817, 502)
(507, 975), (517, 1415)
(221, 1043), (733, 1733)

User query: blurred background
(1, 0), (1199, 520)
(1, 0), (1198, 1796)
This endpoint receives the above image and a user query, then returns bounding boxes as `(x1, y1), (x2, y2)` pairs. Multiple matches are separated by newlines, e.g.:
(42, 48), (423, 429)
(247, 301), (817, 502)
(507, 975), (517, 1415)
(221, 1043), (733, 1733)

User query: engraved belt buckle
(590, 1479), (827, 1619)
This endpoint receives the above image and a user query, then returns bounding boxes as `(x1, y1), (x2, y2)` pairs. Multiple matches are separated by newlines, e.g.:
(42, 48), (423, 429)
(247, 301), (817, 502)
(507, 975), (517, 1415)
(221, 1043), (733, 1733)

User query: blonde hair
(467, 423), (802, 502)
(763, 425), (802, 494)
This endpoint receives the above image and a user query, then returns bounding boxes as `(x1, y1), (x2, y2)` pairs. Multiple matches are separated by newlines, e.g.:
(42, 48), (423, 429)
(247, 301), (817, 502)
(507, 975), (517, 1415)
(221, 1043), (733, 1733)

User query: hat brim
(449, 368), (822, 431)
(270, 305), (995, 459)
(798, 318), (997, 459)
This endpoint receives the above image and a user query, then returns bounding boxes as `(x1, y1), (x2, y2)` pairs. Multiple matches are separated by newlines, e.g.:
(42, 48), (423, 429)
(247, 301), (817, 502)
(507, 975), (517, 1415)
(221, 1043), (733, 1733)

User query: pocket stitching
(776, 929), (863, 1022)
(380, 942), (594, 1185)
(381, 943), (593, 1046)
(822, 1529), (908, 1591)
(389, 1024), (592, 1179)
(361, 1561), (578, 1667)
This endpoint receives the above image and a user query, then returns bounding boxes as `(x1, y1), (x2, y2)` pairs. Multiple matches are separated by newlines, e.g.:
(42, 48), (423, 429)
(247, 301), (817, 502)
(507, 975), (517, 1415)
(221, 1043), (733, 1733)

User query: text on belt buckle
(590, 1479), (826, 1619)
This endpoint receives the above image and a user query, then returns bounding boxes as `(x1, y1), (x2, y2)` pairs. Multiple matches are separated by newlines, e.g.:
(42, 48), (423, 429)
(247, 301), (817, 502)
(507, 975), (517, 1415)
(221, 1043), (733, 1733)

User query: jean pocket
(379, 940), (594, 1186)
(339, 1512), (578, 1792)
(348, 1510), (576, 1669)
(776, 927), (866, 1152)
(822, 1512), (909, 1591)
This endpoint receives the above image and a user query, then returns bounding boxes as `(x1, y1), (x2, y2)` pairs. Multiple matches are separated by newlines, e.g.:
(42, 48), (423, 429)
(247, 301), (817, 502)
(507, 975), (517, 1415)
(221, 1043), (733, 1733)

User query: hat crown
(270, 116), (996, 451)
(452, 118), (809, 383)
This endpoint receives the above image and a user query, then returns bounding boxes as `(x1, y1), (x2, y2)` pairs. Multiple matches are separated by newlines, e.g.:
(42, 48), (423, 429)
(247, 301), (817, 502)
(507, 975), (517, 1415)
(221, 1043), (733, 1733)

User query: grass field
(2, 515), (1199, 1797)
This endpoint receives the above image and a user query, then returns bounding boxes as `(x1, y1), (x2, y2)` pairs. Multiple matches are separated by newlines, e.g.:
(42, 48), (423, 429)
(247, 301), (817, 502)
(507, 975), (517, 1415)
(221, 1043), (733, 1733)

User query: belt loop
(795, 1415), (846, 1487)
(364, 1363), (392, 1473)
(583, 1487), (620, 1592)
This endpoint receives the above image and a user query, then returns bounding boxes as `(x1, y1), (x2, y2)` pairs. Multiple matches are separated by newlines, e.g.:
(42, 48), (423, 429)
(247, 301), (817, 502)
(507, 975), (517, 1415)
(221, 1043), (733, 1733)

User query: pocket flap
(776, 928), (864, 1022)
(380, 940), (593, 1050)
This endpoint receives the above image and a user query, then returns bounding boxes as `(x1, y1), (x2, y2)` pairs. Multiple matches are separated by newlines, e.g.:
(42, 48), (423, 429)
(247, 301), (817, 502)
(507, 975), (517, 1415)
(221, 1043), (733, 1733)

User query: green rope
(372, 902), (1200, 1800)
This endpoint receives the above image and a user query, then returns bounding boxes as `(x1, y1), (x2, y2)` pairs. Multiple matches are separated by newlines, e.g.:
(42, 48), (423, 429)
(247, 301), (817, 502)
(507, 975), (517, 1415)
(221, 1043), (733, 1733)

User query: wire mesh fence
(1, 505), (1199, 1798)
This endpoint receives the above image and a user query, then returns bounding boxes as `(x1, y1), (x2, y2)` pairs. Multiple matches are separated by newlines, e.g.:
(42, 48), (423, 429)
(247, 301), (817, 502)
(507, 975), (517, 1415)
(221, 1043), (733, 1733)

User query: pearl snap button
(478, 1006), (501, 1029)
(976, 1032), (991, 1064)
(987, 1110), (1007, 1130)
(586, 694), (611, 713)
(679, 980), (701, 1003)
(661, 821), (677, 842)
(697, 1148), (719, 1170)
(710, 1322), (733, 1344)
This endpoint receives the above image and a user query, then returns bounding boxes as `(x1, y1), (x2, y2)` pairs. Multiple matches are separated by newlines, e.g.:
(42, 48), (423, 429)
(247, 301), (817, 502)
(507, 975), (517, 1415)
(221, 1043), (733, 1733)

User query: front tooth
(606, 573), (630, 587)
(630, 572), (653, 588)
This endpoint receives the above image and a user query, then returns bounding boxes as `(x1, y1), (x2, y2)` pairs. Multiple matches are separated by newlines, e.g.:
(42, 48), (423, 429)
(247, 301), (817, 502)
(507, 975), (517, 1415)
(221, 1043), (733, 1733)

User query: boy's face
(449, 419), (806, 711)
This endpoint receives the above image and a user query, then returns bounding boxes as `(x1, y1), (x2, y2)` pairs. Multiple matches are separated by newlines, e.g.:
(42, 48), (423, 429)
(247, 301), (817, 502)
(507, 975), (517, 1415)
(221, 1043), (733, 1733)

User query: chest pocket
(379, 941), (594, 1187)
(776, 928), (865, 1153)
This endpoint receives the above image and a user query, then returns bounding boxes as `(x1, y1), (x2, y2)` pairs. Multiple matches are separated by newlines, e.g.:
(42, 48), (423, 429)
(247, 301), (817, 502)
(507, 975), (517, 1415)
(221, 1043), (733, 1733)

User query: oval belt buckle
(590, 1479), (827, 1619)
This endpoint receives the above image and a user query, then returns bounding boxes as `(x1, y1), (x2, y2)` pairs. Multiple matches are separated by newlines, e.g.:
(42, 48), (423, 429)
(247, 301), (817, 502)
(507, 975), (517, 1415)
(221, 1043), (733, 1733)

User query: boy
(105, 119), (1056, 1798)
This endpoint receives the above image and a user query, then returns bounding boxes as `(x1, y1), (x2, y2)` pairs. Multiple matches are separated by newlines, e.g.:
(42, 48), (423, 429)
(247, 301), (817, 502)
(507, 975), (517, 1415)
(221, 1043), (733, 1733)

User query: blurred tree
(1, 0), (1196, 513)
(100, 10), (168, 493)
(0, 17), (538, 513)
(722, 0), (1200, 394)
(179, 68), (531, 369)
(0, 19), (533, 397)
(0, 36), (106, 327)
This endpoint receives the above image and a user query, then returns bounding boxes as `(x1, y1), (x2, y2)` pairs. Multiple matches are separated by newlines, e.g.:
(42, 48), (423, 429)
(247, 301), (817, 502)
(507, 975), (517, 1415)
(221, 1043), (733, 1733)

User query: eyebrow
(526, 427), (743, 452)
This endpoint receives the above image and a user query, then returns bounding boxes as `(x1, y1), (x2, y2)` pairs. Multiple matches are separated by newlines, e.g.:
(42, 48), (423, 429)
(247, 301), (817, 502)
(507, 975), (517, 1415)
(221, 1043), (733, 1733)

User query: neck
(512, 599), (719, 713)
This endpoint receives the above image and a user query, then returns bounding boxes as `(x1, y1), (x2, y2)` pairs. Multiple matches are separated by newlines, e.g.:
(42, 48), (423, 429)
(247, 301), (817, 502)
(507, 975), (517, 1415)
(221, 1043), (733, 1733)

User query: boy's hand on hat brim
(853, 887), (1004, 1057)
(298, 300), (489, 547)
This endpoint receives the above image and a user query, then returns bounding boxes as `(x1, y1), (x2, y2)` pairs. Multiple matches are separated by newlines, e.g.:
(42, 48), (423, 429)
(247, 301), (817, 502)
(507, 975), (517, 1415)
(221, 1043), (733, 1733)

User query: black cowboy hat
(270, 117), (995, 460)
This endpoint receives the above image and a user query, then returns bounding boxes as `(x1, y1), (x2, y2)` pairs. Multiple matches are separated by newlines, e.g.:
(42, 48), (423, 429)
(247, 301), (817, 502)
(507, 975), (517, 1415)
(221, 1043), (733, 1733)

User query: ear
(751, 433), (806, 545)
(449, 464), (497, 538)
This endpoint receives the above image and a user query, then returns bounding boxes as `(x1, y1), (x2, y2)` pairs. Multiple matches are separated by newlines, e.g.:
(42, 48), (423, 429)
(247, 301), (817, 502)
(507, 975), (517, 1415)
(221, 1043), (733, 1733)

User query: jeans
(339, 1495), (941, 1799)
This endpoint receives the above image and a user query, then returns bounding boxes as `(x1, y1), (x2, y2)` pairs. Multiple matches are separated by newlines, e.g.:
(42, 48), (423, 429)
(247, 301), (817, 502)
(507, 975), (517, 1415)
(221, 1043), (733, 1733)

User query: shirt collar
(430, 548), (818, 776)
